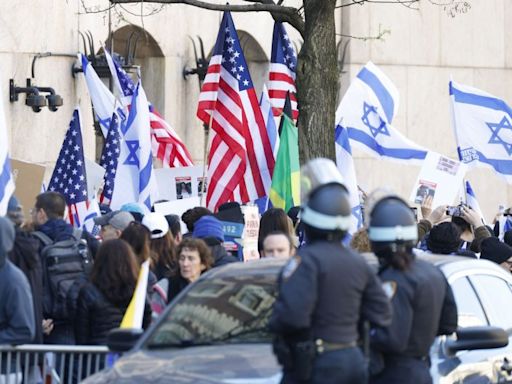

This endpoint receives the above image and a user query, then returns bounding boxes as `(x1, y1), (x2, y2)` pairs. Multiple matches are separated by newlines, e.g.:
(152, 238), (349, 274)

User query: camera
(446, 204), (466, 217)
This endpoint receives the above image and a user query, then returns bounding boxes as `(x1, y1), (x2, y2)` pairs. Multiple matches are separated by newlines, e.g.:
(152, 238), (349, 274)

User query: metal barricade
(0, 344), (111, 384)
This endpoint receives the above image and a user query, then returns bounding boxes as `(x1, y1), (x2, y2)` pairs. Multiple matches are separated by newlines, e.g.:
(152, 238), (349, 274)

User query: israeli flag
(83, 194), (101, 236)
(465, 181), (485, 223)
(450, 80), (512, 183)
(335, 123), (363, 234)
(110, 81), (158, 211)
(337, 62), (427, 162)
(260, 85), (280, 160)
(80, 54), (123, 137)
(0, 89), (15, 216)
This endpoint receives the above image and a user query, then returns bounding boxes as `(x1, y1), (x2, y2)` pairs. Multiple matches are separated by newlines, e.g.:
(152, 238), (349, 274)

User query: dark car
(84, 254), (512, 384)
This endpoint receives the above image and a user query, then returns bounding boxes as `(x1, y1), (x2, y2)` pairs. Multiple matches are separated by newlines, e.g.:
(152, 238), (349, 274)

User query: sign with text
(242, 205), (260, 262)
(409, 151), (467, 208)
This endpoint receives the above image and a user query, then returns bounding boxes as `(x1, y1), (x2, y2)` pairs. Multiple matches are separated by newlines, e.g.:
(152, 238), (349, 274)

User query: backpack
(32, 229), (93, 321)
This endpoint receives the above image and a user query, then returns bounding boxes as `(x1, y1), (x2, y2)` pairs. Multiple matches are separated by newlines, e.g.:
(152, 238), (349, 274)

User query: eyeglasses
(29, 207), (39, 215)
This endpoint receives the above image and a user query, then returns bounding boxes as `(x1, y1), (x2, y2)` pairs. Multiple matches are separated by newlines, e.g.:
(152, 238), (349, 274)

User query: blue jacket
(0, 217), (35, 344)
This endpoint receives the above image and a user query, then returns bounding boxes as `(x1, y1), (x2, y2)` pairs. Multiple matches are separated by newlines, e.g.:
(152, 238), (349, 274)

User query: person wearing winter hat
(120, 202), (146, 223)
(426, 222), (477, 257)
(480, 237), (512, 272)
(192, 215), (238, 267)
(142, 212), (177, 280)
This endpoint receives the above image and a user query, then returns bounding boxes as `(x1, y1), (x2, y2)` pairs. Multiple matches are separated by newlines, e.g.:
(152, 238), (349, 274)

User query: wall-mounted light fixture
(9, 79), (63, 113)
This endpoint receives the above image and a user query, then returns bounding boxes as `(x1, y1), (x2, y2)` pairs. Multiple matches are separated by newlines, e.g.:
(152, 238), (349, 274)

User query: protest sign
(11, 159), (46, 217)
(409, 152), (467, 208)
(241, 205), (260, 262)
(154, 166), (204, 201)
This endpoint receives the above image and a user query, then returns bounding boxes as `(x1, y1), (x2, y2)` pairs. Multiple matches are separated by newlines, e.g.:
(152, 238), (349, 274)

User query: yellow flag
(120, 260), (149, 329)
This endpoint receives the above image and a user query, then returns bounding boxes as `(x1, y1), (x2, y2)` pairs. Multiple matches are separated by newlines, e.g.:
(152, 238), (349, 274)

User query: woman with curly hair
(74, 239), (151, 344)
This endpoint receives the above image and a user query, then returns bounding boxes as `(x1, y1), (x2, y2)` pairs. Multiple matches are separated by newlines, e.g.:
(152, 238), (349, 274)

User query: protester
(480, 237), (512, 273)
(215, 202), (244, 224)
(181, 206), (212, 236)
(143, 212), (177, 280)
(94, 210), (135, 241)
(426, 222), (477, 257)
(451, 204), (492, 252)
(0, 216), (35, 344)
(6, 195), (43, 343)
(120, 202), (146, 223)
(192, 215), (238, 267)
(260, 231), (294, 259)
(30, 191), (90, 345)
(154, 238), (214, 306)
(74, 239), (151, 345)
(350, 228), (372, 253)
(258, 208), (295, 252)
(165, 214), (183, 244)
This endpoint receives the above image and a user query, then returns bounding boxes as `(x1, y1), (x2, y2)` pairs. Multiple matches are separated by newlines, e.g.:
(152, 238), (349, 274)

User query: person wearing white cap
(142, 212), (177, 280)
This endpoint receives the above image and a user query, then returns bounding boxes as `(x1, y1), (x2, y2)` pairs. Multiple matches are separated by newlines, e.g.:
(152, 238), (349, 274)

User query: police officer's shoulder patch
(282, 256), (301, 280)
(382, 281), (397, 299)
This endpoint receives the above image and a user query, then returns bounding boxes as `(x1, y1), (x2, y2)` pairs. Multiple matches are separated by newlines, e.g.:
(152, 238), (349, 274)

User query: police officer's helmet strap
(301, 206), (351, 231)
(368, 225), (418, 242)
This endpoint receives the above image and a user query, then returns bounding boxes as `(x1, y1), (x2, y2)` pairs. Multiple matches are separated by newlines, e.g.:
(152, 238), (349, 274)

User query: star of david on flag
(110, 81), (158, 211)
(103, 48), (194, 168)
(336, 61), (427, 163)
(99, 113), (121, 205)
(450, 80), (512, 183)
(47, 108), (89, 228)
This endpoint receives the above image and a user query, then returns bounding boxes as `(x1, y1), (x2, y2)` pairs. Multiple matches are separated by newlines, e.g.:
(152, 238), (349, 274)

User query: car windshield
(145, 273), (278, 348)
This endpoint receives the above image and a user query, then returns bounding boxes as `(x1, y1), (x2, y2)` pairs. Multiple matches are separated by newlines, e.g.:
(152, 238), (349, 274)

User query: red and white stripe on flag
(197, 55), (274, 211)
(149, 108), (194, 168)
(68, 201), (89, 229)
(268, 63), (298, 119)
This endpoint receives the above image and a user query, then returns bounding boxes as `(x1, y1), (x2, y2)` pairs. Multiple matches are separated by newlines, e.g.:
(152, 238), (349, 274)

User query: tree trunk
(296, 0), (338, 164)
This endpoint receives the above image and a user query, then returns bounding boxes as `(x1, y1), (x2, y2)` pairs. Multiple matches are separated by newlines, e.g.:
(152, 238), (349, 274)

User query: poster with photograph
(176, 176), (192, 199)
(155, 166), (205, 201)
(409, 152), (467, 208)
(197, 177), (207, 197)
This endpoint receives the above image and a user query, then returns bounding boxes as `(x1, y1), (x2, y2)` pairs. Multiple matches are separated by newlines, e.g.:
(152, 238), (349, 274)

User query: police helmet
(300, 158), (352, 240)
(367, 192), (418, 259)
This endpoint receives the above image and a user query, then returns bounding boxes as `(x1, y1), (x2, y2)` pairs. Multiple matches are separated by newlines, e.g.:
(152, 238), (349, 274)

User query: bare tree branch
(336, 0), (419, 8)
(109, 0), (306, 36)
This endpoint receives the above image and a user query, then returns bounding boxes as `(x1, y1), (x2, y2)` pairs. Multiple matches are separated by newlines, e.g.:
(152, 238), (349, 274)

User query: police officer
(367, 193), (458, 384)
(269, 159), (392, 384)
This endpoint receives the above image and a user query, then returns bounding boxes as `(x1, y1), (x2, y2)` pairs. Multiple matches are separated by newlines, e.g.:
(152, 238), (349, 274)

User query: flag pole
(200, 116), (212, 207)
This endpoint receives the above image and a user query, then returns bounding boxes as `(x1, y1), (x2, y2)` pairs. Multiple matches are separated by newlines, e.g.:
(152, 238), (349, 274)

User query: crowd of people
(0, 191), (297, 350)
(3, 174), (512, 383)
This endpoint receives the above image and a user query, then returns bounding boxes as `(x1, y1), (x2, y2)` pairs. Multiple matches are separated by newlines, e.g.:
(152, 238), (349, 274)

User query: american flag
(197, 11), (274, 211)
(99, 112), (121, 205)
(268, 22), (298, 120)
(47, 108), (89, 228)
(104, 49), (194, 167)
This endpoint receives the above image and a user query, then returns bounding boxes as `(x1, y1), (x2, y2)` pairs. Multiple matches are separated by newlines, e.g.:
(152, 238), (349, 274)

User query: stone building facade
(1, 1), (509, 219)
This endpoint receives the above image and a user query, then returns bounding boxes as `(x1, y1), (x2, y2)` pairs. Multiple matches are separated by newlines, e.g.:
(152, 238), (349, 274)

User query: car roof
(201, 251), (509, 283)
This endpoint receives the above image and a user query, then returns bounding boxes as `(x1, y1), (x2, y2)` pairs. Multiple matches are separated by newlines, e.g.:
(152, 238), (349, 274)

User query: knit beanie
(427, 222), (462, 254)
(193, 215), (225, 242)
(481, 237), (512, 265)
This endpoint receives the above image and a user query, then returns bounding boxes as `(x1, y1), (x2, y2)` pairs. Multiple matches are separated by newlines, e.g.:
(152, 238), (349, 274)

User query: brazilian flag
(269, 114), (300, 212)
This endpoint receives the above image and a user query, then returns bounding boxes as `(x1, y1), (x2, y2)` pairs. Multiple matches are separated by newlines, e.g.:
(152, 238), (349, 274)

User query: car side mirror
(445, 326), (509, 356)
(107, 328), (144, 352)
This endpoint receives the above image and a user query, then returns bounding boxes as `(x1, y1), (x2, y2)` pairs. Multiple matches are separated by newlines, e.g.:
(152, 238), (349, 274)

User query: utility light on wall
(9, 79), (63, 112)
